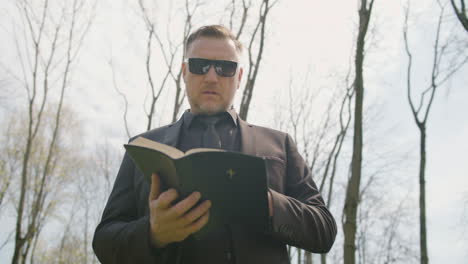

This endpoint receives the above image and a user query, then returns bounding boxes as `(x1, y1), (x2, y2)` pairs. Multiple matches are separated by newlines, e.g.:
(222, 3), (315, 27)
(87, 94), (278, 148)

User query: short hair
(185, 25), (243, 56)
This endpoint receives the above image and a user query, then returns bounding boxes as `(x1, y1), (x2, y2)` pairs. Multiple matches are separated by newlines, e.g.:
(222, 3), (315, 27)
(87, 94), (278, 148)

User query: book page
(185, 148), (225, 156)
(129, 137), (185, 159)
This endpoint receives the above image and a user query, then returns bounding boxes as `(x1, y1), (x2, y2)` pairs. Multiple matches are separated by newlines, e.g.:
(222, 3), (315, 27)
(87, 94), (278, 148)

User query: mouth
(202, 91), (218, 95)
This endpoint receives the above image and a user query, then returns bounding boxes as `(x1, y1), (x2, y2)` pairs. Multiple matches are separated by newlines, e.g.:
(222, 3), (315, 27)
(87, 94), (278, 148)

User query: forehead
(187, 37), (240, 61)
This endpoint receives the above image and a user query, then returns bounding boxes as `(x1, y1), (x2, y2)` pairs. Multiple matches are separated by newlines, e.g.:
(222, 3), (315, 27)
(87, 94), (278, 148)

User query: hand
(148, 173), (212, 248)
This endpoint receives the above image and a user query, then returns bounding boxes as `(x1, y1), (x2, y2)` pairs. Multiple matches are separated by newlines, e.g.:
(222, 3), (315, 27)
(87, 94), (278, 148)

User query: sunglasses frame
(187, 58), (238, 77)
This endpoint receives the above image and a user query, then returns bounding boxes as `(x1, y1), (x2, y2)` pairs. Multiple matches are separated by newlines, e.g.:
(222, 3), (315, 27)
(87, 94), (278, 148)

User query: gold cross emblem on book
(226, 168), (236, 180)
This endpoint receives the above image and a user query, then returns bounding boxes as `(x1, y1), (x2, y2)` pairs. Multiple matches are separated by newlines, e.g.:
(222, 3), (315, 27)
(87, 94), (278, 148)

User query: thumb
(149, 173), (161, 201)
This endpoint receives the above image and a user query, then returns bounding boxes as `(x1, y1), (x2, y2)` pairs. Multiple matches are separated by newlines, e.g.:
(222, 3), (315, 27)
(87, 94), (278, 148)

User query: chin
(197, 103), (227, 115)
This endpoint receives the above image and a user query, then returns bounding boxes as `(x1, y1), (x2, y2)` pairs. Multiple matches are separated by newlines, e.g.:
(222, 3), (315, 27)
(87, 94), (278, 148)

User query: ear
(237, 67), (243, 89)
(182, 61), (187, 83)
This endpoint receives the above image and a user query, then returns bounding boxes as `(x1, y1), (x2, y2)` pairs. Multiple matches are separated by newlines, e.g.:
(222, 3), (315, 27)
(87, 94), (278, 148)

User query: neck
(190, 106), (232, 116)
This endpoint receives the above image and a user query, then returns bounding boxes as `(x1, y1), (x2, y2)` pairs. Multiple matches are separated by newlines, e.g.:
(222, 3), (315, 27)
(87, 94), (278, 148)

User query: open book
(124, 136), (269, 239)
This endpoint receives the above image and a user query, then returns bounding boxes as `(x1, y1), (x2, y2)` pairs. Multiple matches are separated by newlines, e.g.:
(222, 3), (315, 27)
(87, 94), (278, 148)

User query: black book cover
(124, 137), (269, 239)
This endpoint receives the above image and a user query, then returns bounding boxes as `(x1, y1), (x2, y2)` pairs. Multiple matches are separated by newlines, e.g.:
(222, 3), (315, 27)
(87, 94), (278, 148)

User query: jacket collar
(161, 114), (257, 157)
(183, 108), (238, 129)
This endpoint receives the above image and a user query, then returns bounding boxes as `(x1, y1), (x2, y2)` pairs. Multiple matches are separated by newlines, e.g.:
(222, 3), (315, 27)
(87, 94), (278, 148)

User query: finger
(149, 173), (161, 201)
(155, 188), (179, 209)
(181, 200), (211, 225)
(185, 211), (210, 234)
(169, 192), (202, 218)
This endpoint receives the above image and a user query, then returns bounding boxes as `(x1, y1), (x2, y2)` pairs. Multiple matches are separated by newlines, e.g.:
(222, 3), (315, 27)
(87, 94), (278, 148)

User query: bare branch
(421, 4), (446, 123)
(239, 0), (276, 120)
(403, 3), (420, 127)
(172, 0), (202, 122)
(236, 0), (251, 39)
(228, 0), (236, 30)
(0, 230), (14, 250)
(450, 0), (468, 32)
(108, 59), (131, 138)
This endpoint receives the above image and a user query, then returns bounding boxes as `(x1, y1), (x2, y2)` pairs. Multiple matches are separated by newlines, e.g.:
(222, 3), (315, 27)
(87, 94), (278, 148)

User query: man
(93, 25), (336, 264)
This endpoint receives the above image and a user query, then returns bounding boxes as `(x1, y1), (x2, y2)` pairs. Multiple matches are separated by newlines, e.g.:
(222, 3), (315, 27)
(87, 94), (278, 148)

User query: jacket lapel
(238, 118), (257, 156)
(160, 118), (184, 148)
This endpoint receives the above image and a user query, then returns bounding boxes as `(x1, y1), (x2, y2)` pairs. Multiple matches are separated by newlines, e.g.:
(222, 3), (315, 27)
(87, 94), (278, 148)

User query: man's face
(182, 37), (243, 115)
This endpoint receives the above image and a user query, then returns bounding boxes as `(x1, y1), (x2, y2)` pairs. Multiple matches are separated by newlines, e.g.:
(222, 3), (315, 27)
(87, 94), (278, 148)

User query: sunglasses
(187, 58), (238, 77)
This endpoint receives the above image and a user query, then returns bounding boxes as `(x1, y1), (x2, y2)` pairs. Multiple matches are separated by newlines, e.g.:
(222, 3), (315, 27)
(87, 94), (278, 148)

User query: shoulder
(128, 121), (179, 142)
(240, 119), (293, 145)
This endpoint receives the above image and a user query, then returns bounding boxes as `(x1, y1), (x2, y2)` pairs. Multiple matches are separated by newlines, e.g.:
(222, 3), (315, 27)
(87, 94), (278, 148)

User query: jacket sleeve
(92, 152), (168, 263)
(267, 134), (337, 253)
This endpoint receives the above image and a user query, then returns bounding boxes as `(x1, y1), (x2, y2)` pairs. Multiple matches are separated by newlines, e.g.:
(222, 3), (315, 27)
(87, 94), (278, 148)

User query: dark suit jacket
(93, 117), (337, 264)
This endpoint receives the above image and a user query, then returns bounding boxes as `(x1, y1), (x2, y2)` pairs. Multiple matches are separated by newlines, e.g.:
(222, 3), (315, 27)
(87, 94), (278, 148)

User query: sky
(1, 0), (467, 263)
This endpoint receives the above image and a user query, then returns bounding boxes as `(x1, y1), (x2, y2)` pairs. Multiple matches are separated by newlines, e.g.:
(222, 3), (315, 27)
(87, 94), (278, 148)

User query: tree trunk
(343, 1), (374, 264)
(11, 105), (34, 264)
(343, 59), (364, 264)
(418, 124), (428, 264)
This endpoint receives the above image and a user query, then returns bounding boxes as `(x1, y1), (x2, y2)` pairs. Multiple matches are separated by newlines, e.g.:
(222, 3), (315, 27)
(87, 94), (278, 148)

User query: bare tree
(58, 215), (79, 264)
(0, 160), (7, 208)
(108, 59), (132, 138)
(403, 1), (467, 264)
(108, 0), (201, 133)
(318, 85), (353, 264)
(4, 0), (93, 263)
(0, 79), (10, 106)
(77, 142), (120, 264)
(238, 0), (278, 120)
(138, 0), (183, 129)
(0, 117), (22, 250)
(3, 104), (86, 264)
(352, 131), (419, 264)
(172, 0), (202, 122)
(0, 120), (21, 213)
(225, 0), (251, 39)
(93, 141), (121, 197)
(33, 232), (89, 264)
(343, 0), (375, 263)
(275, 67), (354, 264)
(24, 140), (119, 263)
(376, 198), (419, 264)
(274, 75), (315, 264)
(122, 0), (277, 128)
(450, 0), (468, 32)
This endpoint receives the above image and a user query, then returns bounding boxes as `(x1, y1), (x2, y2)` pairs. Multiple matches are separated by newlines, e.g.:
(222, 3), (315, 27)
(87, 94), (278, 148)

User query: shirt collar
(183, 107), (238, 129)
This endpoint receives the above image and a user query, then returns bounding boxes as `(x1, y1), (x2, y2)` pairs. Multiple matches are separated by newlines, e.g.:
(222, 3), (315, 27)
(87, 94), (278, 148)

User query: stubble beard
(194, 100), (228, 115)
(187, 85), (235, 115)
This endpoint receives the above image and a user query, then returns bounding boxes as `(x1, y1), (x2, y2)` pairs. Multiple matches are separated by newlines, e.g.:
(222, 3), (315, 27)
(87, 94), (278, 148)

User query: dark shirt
(178, 108), (240, 152)
(175, 108), (241, 263)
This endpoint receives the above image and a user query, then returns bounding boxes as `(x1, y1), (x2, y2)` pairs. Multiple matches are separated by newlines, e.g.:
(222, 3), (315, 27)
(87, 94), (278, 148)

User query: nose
(204, 65), (218, 83)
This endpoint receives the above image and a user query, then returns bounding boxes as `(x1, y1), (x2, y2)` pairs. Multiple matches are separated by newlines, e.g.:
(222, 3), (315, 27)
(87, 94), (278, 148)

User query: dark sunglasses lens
(188, 58), (237, 77)
(188, 58), (210, 75)
(215, 61), (237, 77)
